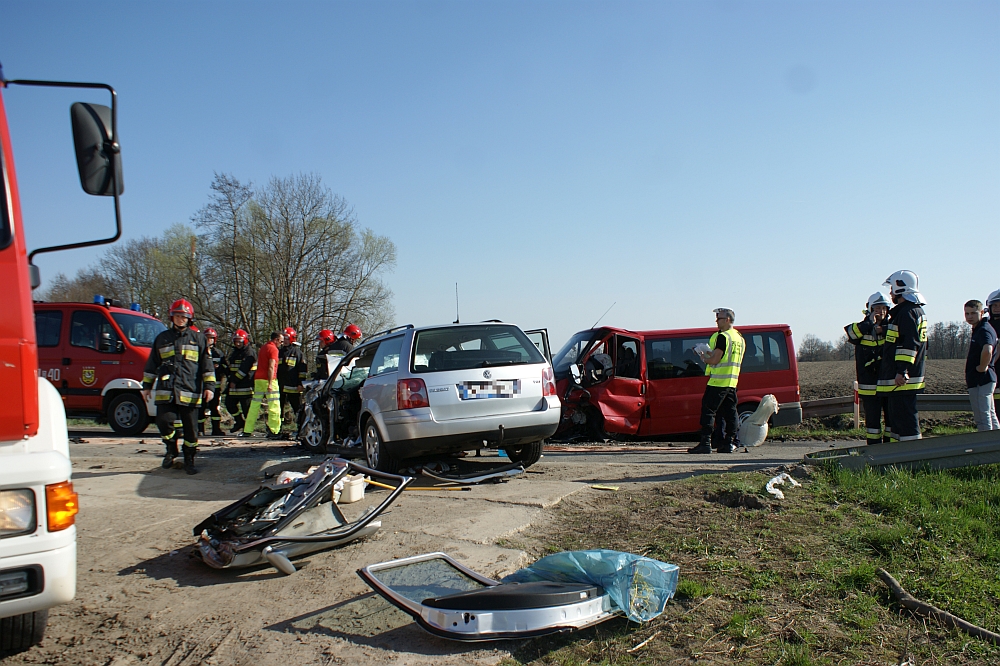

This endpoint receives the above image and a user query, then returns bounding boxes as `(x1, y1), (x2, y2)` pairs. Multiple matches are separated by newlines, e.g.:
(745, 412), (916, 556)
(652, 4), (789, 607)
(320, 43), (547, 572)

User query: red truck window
(741, 332), (790, 373)
(35, 311), (63, 347)
(70, 310), (119, 351)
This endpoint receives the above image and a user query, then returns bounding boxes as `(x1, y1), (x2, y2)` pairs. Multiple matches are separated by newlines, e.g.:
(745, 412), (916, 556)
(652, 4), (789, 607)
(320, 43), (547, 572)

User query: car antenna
(591, 301), (615, 328)
(454, 283), (460, 324)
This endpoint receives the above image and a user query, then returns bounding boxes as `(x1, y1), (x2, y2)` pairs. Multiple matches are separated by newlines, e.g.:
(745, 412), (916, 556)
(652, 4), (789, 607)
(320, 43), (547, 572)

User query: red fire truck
(34, 299), (164, 436)
(0, 66), (124, 656)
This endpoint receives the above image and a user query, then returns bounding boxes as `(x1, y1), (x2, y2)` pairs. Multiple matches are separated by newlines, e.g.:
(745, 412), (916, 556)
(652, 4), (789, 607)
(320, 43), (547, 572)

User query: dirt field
(797, 359), (967, 400)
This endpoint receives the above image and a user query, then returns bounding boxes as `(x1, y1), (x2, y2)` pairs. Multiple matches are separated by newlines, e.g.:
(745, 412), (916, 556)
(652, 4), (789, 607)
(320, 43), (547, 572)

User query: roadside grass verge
(501, 464), (1000, 665)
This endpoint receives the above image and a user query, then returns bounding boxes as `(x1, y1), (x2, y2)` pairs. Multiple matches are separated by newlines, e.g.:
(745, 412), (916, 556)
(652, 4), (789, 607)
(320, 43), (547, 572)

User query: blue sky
(3, 1), (997, 353)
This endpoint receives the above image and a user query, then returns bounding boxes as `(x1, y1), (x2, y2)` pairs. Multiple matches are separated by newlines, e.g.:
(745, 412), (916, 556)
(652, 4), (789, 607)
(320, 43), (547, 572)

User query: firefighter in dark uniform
(141, 299), (216, 474)
(688, 308), (745, 454)
(198, 328), (226, 437)
(278, 327), (308, 435)
(226, 329), (257, 434)
(877, 270), (928, 441)
(845, 292), (891, 445)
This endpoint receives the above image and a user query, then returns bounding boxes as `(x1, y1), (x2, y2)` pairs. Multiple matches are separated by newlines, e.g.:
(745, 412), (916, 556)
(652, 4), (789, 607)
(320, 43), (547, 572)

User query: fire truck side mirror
(70, 102), (124, 197)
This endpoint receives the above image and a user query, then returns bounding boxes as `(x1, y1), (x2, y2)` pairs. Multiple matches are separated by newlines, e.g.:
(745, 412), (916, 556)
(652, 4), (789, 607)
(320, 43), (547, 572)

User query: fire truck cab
(0, 66), (124, 657)
(34, 299), (164, 436)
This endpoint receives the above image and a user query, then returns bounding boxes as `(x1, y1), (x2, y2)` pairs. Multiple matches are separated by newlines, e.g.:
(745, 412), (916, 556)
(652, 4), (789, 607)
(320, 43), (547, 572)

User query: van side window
(645, 337), (709, 379)
(615, 336), (641, 379)
(70, 310), (119, 352)
(36, 311), (63, 347)
(741, 332), (790, 373)
(369, 336), (403, 376)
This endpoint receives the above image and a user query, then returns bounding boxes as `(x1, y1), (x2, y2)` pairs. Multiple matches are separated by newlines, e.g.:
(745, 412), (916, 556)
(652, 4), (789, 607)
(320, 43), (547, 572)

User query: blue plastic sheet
(502, 549), (679, 622)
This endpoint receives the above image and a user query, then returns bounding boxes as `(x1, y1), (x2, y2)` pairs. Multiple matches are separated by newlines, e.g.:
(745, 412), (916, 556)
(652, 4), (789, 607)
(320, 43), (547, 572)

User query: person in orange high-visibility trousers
(240, 331), (283, 439)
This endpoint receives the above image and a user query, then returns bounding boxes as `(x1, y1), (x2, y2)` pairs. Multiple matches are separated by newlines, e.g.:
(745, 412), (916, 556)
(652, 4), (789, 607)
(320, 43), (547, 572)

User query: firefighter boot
(211, 422), (224, 437)
(183, 445), (199, 475)
(162, 439), (180, 469)
(687, 435), (713, 455)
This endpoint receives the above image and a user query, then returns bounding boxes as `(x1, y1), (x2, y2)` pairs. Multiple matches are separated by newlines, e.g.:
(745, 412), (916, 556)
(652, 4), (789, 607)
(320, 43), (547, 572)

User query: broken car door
(587, 334), (645, 435)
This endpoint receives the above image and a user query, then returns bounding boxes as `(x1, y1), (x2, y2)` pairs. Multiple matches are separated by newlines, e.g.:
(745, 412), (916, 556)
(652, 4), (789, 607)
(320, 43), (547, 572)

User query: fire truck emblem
(81, 367), (97, 386)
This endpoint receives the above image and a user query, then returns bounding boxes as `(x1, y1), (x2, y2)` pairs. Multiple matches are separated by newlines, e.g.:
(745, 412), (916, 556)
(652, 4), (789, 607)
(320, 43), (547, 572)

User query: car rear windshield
(111, 313), (167, 348)
(412, 325), (546, 373)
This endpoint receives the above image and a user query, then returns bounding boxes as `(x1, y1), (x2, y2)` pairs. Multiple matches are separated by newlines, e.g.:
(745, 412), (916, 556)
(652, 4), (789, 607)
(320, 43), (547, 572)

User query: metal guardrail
(803, 429), (1000, 472)
(801, 394), (972, 419)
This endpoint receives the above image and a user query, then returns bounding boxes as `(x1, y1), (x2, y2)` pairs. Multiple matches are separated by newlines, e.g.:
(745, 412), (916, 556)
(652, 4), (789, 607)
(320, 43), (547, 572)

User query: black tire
(298, 404), (329, 454)
(505, 441), (543, 467)
(107, 393), (149, 436)
(0, 610), (47, 657)
(737, 403), (759, 428)
(363, 418), (398, 473)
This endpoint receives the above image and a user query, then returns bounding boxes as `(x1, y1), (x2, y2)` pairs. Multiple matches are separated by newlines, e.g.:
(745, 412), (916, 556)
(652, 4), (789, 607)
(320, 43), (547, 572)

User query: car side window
(369, 336), (403, 376)
(741, 332), (790, 373)
(36, 311), (63, 347)
(333, 344), (378, 389)
(615, 336), (641, 379)
(70, 310), (119, 352)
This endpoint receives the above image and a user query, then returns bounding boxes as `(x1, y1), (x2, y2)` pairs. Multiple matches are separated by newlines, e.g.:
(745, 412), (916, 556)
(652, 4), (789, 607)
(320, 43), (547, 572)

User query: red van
(34, 299), (166, 435)
(552, 325), (802, 440)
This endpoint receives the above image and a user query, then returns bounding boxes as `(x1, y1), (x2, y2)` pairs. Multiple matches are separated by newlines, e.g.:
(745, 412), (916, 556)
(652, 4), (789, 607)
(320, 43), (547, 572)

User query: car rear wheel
(364, 418), (398, 473)
(0, 610), (47, 657)
(108, 393), (149, 436)
(505, 441), (543, 467)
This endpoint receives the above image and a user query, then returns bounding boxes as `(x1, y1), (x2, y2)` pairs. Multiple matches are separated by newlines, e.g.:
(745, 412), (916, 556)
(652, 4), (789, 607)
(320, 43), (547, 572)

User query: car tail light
(397, 378), (429, 409)
(45, 481), (78, 532)
(542, 367), (557, 397)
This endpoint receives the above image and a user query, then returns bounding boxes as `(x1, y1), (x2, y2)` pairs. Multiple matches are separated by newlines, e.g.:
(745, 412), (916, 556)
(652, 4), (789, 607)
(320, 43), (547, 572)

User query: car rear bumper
(0, 538), (76, 619)
(772, 402), (802, 426)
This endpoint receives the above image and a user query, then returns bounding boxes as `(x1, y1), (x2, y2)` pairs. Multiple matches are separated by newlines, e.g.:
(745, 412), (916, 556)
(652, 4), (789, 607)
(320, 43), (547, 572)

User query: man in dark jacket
(142, 299), (216, 474)
(226, 329), (257, 434)
(845, 292), (890, 445)
(278, 327), (308, 436)
(964, 299), (998, 430)
(199, 328), (227, 437)
(877, 271), (928, 442)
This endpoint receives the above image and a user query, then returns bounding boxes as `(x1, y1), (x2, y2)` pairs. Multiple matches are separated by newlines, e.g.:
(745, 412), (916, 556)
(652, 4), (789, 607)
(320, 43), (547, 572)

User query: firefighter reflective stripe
(885, 324), (899, 343)
(282, 386), (300, 393)
(181, 344), (200, 361)
(877, 376), (926, 391)
(229, 387), (253, 396)
(177, 390), (201, 405)
(203, 371), (217, 383)
(706, 329), (745, 388)
(895, 348), (918, 363)
(866, 427), (881, 436)
(183, 440), (198, 448)
(153, 389), (173, 403)
(158, 345), (176, 359)
(285, 358), (296, 366)
(846, 322), (863, 341)
(898, 433), (923, 441)
(233, 369), (247, 379)
(858, 383), (877, 395)
(143, 372), (156, 383)
(917, 316), (927, 342)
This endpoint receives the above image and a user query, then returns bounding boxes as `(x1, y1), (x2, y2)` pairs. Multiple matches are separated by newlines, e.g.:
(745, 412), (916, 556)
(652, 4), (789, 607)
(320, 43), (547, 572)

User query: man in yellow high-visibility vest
(688, 308), (745, 454)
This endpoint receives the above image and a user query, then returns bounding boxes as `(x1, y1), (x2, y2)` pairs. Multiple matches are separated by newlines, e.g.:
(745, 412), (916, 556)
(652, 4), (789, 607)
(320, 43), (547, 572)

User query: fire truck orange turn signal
(45, 481), (78, 532)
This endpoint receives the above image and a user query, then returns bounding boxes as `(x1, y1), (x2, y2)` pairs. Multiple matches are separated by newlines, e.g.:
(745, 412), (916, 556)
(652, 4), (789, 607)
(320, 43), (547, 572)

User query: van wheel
(364, 419), (398, 473)
(0, 610), (47, 657)
(108, 393), (148, 436)
(506, 441), (543, 467)
(737, 403), (759, 428)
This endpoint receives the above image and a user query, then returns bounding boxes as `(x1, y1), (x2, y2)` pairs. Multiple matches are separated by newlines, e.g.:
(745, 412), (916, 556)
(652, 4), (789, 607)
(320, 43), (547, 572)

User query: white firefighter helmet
(987, 289), (1000, 306)
(866, 291), (890, 311)
(883, 270), (925, 304)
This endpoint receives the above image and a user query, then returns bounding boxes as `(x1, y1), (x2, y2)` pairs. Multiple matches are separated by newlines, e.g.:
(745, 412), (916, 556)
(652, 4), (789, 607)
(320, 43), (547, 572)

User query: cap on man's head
(714, 308), (735, 323)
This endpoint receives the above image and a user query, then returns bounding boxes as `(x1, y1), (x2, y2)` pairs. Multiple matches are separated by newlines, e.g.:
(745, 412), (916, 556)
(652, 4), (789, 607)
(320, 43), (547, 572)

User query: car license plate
(457, 380), (520, 400)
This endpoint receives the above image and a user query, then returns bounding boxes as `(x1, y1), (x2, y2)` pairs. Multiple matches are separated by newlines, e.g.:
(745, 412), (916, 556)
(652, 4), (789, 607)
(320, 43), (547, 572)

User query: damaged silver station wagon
(298, 323), (560, 472)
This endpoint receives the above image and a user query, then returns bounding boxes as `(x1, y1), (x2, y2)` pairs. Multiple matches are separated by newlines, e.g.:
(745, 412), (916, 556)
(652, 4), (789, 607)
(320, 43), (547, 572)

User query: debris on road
(193, 458), (411, 575)
(591, 484), (619, 491)
(421, 461), (525, 485)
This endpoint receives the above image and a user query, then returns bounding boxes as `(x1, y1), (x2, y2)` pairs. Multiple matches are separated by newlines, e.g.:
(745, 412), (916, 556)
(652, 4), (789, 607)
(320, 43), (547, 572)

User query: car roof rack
(365, 324), (414, 341)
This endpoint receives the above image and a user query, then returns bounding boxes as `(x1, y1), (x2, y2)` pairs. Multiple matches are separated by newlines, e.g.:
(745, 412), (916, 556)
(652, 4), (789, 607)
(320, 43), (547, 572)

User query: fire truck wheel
(108, 393), (149, 436)
(0, 610), (47, 657)
(505, 441), (543, 467)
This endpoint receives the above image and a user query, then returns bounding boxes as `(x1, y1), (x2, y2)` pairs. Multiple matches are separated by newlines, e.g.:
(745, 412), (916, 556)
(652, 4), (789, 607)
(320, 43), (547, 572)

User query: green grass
(504, 464), (1000, 665)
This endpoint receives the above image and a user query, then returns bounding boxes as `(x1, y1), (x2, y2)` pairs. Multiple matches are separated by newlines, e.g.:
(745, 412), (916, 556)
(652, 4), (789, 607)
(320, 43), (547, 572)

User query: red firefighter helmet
(204, 327), (217, 340)
(344, 324), (362, 341)
(317, 329), (335, 346)
(169, 298), (194, 320)
(283, 326), (297, 343)
(232, 329), (249, 346)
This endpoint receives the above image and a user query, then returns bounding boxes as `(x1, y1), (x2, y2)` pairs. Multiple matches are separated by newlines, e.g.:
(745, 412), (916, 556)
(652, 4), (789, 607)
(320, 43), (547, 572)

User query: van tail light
(45, 481), (78, 532)
(542, 367), (557, 397)
(397, 378), (429, 409)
